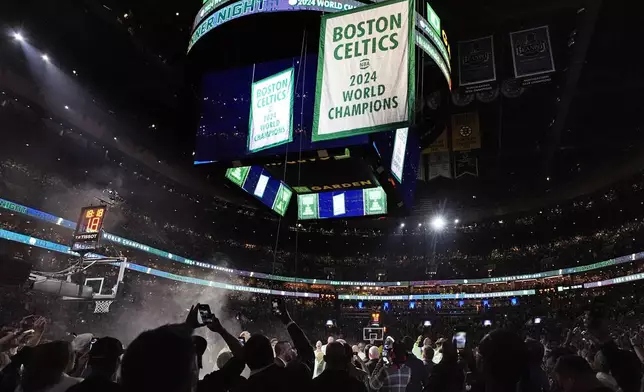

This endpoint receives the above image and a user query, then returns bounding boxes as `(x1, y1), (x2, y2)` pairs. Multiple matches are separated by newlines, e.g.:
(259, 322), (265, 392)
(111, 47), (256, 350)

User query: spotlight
(454, 219), (459, 224)
(64, 105), (69, 110)
(41, 54), (49, 62)
(400, 223), (405, 228)
(423, 320), (431, 327)
(430, 216), (446, 231)
(325, 319), (334, 327)
(13, 32), (24, 42)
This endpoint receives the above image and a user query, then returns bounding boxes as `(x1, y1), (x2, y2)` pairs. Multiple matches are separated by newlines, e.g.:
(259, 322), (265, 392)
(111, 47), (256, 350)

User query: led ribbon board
(225, 166), (293, 216)
(0, 229), (318, 298)
(5, 197), (642, 287)
(312, 0), (415, 142)
(415, 31), (451, 89)
(189, 0), (366, 52)
(248, 68), (294, 152)
(390, 127), (408, 182)
(8, 227), (644, 301)
(297, 186), (387, 219)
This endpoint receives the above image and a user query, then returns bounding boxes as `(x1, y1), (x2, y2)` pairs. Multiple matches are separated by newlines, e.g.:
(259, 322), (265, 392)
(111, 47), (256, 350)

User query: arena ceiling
(1, 0), (639, 225)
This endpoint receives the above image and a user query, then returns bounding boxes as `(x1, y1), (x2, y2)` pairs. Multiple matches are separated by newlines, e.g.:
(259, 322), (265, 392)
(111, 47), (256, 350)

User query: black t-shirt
(66, 376), (121, 392)
(311, 369), (368, 392)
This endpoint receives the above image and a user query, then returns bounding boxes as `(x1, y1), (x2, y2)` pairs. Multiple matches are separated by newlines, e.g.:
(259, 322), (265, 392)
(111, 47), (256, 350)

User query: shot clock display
(71, 206), (107, 251)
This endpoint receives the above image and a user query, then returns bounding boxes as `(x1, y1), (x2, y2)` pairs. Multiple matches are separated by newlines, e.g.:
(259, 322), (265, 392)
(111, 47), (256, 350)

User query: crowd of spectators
(3, 286), (644, 392)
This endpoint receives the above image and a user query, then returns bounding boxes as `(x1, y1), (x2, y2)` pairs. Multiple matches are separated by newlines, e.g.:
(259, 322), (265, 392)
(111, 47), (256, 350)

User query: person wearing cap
(66, 337), (123, 392)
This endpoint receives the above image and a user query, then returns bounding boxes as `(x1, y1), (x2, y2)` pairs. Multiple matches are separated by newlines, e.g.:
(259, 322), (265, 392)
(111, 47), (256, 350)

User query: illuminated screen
(226, 166), (292, 216)
(415, 31), (451, 89)
(9, 196), (640, 287)
(297, 186), (386, 220)
(72, 206), (107, 251)
(390, 127), (408, 183)
(76, 206), (106, 234)
(195, 55), (368, 164)
(189, 0), (365, 51)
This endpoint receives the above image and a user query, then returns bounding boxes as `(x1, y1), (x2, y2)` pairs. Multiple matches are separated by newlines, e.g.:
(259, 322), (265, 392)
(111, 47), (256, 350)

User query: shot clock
(71, 206), (107, 251)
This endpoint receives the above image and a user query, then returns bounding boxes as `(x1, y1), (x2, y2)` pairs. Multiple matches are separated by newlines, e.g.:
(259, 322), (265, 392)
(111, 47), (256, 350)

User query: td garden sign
(313, 0), (415, 141)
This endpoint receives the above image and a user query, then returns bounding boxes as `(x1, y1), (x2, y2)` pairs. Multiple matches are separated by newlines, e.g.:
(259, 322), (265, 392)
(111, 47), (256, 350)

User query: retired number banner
(248, 68), (294, 153)
(312, 0), (415, 142)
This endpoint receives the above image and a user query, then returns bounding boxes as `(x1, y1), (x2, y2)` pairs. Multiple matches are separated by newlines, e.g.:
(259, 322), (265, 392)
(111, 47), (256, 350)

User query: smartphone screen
(454, 331), (467, 349)
(198, 304), (213, 324)
(483, 320), (492, 327)
(271, 298), (282, 316)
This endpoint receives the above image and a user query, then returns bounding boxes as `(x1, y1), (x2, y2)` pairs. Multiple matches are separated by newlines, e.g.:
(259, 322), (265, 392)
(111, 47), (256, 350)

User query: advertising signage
(248, 68), (294, 152)
(312, 0), (415, 142)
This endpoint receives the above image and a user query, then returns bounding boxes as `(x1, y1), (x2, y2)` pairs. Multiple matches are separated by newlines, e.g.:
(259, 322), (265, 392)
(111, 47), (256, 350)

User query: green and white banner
(272, 184), (293, 217)
(312, 0), (415, 142)
(225, 166), (251, 187)
(248, 68), (294, 153)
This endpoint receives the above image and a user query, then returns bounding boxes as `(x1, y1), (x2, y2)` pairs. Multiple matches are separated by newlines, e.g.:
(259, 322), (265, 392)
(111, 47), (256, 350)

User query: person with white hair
(322, 336), (334, 355)
(366, 346), (380, 374)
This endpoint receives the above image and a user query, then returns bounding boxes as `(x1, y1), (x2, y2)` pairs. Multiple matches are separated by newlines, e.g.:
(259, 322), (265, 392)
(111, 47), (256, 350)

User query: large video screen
(297, 187), (387, 220)
(195, 55), (369, 164)
(226, 166), (293, 216)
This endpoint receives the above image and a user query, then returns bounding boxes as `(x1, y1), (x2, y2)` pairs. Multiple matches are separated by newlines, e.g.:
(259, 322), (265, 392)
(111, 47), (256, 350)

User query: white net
(94, 300), (113, 314)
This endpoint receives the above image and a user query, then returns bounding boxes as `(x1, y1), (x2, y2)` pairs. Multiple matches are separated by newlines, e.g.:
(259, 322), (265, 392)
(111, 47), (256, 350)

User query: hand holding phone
(271, 298), (282, 317)
(454, 332), (467, 349)
(198, 304), (214, 325)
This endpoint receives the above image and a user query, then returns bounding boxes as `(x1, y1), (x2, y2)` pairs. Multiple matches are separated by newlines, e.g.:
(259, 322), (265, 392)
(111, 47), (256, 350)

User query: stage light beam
(41, 54), (50, 62)
(13, 32), (24, 42)
(430, 216), (446, 231)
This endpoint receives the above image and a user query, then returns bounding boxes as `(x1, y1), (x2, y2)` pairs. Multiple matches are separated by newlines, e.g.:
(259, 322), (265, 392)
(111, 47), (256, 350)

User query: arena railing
(2, 196), (644, 288)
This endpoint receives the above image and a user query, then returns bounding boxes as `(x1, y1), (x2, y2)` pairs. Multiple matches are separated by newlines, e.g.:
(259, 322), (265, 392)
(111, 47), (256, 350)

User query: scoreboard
(71, 206), (107, 251)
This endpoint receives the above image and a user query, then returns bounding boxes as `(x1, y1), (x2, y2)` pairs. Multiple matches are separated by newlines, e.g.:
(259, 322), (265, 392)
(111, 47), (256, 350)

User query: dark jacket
(366, 359), (379, 375)
(199, 356), (247, 392)
(405, 354), (429, 392)
(66, 375), (121, 392)
(423, 359), (464, 392)
(598, 341), (642, 392)
(244, 364), (291, 392)
(311, 369), (368, 392)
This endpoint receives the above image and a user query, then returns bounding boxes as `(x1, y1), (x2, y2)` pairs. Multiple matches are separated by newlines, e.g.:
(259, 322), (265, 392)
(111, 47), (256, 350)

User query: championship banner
(428, 151), (451, 180)
(458, 35), (496, 94)
(422, 128), (448, 154)
(312, 0), (416, 142)
(454, 150), (478, 178)
(248, 68), (294, 152)
(451, 112), (481, 152)
(509, 26), (555, 86)
(390, 127), (408, 183)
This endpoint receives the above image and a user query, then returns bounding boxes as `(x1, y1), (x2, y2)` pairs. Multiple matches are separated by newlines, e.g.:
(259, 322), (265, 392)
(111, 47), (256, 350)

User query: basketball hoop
(94, 300), (113, 314)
